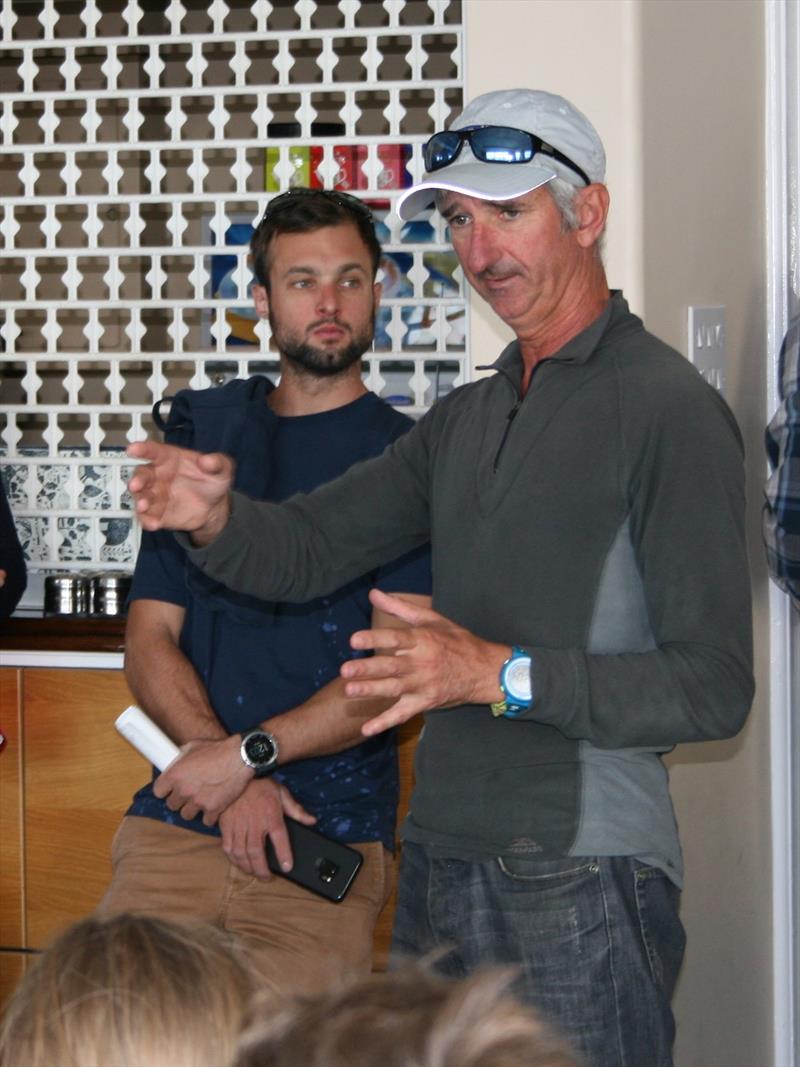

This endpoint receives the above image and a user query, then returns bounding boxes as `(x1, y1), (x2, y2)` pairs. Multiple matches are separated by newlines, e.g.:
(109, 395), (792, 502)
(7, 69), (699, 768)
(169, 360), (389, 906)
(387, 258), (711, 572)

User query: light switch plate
(687, 305), (726, 393)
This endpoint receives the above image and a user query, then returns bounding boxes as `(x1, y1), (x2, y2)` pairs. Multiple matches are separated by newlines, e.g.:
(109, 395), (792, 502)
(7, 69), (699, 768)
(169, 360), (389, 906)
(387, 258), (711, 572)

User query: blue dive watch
(490, 646), (533, 718)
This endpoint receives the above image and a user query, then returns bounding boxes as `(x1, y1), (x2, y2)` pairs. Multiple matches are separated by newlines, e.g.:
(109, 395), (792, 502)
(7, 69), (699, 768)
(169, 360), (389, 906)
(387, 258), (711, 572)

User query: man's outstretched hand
(127, 440), (233, 545)
(341, 589), (510, 737)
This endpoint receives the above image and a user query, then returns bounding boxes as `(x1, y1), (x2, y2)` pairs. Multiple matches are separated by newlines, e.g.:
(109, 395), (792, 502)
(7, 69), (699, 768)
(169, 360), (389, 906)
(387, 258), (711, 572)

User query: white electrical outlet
(687, 305), (726, 393)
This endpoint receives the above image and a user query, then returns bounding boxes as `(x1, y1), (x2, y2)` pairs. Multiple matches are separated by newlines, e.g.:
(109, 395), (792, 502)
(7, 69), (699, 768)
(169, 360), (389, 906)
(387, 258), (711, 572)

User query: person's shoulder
(602, 311), (714, 396)
(404, 379), (492, 443)
(358, 392), (418, 440)
(360, 379), (494, 441)
(158, 375), (272, 424)
(604, 318), (743, 447)
(179, 375), (273, 409)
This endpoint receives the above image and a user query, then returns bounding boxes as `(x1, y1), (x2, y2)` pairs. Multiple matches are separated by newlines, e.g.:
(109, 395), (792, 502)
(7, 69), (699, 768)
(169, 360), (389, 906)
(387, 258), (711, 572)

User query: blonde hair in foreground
(233, 963), (581, 1067)
(0, 913), (258, 1067)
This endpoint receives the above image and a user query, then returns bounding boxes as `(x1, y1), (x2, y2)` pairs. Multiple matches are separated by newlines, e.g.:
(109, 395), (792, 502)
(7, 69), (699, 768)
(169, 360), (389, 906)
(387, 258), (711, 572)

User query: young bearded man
(99, 189), (431, 994)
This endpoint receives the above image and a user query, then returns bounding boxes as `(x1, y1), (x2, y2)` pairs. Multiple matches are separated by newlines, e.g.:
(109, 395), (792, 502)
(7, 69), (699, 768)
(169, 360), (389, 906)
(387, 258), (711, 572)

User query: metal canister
(43, 574), (89, 616)
(89, 571), (133, 616)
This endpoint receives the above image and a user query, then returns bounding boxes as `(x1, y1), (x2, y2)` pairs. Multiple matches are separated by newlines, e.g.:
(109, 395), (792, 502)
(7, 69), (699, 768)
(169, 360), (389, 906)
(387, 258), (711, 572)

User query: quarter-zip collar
(477, 292), (625, 394)
(477, 293), (634, 476)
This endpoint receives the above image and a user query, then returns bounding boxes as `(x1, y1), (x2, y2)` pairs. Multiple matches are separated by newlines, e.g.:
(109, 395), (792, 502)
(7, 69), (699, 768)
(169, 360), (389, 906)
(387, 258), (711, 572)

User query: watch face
(504, 657), (532, 702)
(244, 732), (276, 767)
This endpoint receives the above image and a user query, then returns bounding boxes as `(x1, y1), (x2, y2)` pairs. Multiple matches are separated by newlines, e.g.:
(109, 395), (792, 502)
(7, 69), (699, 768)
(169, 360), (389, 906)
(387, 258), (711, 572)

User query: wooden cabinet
(21, 669), (143, 946)
(0, 668), (25, 1005)
(0, 666), (141, 1004)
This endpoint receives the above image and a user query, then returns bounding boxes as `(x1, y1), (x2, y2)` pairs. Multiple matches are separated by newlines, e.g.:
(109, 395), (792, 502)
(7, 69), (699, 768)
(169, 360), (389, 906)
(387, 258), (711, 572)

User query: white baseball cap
(397, 88), (606, 220)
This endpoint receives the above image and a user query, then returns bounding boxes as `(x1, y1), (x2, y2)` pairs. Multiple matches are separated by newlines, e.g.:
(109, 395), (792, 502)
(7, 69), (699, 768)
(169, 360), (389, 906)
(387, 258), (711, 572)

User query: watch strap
(490, 646), (533, 718)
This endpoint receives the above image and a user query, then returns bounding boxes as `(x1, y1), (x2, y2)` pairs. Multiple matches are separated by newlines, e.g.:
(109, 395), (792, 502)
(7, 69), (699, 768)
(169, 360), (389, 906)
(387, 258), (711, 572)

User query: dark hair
(250, 188), (382, 289)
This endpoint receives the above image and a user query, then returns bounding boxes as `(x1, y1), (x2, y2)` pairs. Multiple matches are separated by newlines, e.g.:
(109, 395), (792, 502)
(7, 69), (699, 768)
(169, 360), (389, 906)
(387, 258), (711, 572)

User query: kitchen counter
(0, 616), (126, 666)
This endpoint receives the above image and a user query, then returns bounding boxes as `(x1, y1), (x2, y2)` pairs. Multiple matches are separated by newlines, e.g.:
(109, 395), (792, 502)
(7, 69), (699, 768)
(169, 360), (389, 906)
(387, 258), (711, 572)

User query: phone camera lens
(317, 858), (338, 884)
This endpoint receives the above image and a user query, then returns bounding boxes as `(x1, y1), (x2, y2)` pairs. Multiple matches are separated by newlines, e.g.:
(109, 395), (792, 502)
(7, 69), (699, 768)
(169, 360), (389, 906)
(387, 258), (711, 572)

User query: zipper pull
(493, 400), (521, 473)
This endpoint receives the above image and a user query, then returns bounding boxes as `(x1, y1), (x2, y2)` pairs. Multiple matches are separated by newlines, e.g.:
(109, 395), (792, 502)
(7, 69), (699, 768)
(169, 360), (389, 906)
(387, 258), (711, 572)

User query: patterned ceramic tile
(36, 464), (72, 510)
(79, 463), (113, 510)
(1, 464), (30, 508)
(118, 465), (135, 511)
(99, 516), (136, 563)
(56, 516), (93, 562)
(16, 516), (50, 562)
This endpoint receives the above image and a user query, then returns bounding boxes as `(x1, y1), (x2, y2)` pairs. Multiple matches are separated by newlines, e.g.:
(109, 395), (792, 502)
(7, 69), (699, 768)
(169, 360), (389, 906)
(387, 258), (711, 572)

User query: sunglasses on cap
(258, 187), (374, 226)
(422, 125), (591, 187)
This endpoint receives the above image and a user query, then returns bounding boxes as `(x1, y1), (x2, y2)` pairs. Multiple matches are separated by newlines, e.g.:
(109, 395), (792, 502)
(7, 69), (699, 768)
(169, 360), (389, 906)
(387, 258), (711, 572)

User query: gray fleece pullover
(186, 293), (754, 884)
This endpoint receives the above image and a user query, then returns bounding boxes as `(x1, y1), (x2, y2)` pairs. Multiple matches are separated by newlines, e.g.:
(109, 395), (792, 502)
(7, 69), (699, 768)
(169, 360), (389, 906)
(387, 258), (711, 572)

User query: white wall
(637, 5), (772, 1065)
(464, 2), (772, 1065)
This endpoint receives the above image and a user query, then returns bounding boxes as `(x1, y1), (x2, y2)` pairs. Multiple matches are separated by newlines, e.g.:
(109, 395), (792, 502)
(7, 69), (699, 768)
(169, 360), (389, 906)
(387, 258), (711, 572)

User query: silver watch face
(242, 731), (277, 769)
(505, 657), (532, 702)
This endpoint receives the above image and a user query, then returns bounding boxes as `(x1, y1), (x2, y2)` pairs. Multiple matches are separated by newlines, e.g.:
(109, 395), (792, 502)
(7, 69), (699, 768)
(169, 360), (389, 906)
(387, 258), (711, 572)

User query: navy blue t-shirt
(127, 382), (432, 850)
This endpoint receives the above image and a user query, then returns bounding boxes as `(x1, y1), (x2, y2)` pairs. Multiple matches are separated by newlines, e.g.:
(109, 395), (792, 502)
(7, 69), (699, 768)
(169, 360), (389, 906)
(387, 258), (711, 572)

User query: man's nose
(462, 222), (497, 275)
(316, 282), (340, 315)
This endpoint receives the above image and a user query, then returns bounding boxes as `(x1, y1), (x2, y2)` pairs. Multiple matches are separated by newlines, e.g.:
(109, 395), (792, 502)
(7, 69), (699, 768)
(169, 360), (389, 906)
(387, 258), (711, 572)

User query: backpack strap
(151, 375), (273, 452)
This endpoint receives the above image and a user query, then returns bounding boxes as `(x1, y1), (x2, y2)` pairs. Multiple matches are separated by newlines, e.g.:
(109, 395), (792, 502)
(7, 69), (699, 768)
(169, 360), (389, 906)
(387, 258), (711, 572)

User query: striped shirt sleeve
(764, 317), (800, 609)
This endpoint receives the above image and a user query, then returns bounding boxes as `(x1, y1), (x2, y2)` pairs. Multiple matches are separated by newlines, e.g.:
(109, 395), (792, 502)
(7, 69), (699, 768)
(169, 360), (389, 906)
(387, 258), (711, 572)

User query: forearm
(127, 638), (384, 760)
(124, 604), (224, 743)
(264, 677), (403, 762)
(526, 641), (754, 749)
(267, 594), (435, 760)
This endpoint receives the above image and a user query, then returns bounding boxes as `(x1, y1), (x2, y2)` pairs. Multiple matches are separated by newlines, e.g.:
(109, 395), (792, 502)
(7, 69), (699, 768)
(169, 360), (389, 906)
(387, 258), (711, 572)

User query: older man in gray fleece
(127, 88), (754, 1067)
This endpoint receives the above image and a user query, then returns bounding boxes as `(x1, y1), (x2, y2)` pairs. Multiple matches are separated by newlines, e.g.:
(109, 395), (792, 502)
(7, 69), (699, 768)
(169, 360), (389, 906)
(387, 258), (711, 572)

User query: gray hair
(546, 177), (581, 231)
(547, 177), (606, 260)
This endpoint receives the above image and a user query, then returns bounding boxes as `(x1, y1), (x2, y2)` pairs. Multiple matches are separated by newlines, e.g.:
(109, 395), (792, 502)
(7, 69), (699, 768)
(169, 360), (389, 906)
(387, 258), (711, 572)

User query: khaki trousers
(97, 816), (393, 995)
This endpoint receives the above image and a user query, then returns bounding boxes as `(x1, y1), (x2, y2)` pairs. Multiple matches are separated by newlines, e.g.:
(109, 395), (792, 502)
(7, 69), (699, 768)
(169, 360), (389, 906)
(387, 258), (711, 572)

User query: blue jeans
(391, 843), (685, 1067)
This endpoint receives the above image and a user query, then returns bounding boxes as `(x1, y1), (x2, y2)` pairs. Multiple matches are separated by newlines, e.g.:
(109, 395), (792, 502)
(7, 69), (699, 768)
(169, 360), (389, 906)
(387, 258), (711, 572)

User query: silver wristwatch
(239, 729), (279, 778)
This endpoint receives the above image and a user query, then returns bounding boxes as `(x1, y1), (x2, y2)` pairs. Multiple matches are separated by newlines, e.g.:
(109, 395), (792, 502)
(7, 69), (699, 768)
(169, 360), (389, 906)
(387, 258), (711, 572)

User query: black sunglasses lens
(424, 131), (464, 172)
(421, 123), (590, 184)
(424, 126), (538, 172)
(470, 127), (535, 164)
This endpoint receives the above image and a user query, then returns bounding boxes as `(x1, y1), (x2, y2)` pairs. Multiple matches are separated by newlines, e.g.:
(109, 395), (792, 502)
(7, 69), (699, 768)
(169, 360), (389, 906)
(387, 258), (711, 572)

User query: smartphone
(266, 817), (363, 903)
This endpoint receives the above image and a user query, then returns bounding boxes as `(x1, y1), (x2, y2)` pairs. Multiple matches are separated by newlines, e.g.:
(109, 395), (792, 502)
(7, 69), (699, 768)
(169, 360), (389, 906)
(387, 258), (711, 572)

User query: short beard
(271, 319), (373, 379)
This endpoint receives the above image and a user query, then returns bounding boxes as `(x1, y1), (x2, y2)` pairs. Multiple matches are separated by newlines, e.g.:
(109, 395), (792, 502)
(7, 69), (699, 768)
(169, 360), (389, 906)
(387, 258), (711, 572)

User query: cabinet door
(0, 668), (24, 952)
(23, 668), (146, 948)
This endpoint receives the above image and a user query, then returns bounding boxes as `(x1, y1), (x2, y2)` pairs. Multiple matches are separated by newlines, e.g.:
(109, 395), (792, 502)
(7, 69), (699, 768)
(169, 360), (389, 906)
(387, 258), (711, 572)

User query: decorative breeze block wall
(0, 0), (466, 574)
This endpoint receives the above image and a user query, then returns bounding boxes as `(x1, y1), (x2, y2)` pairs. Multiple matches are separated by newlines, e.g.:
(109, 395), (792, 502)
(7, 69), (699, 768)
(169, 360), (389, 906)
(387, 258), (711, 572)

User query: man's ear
(252, 284), (269, 319)
(574, 184), (610, 249)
